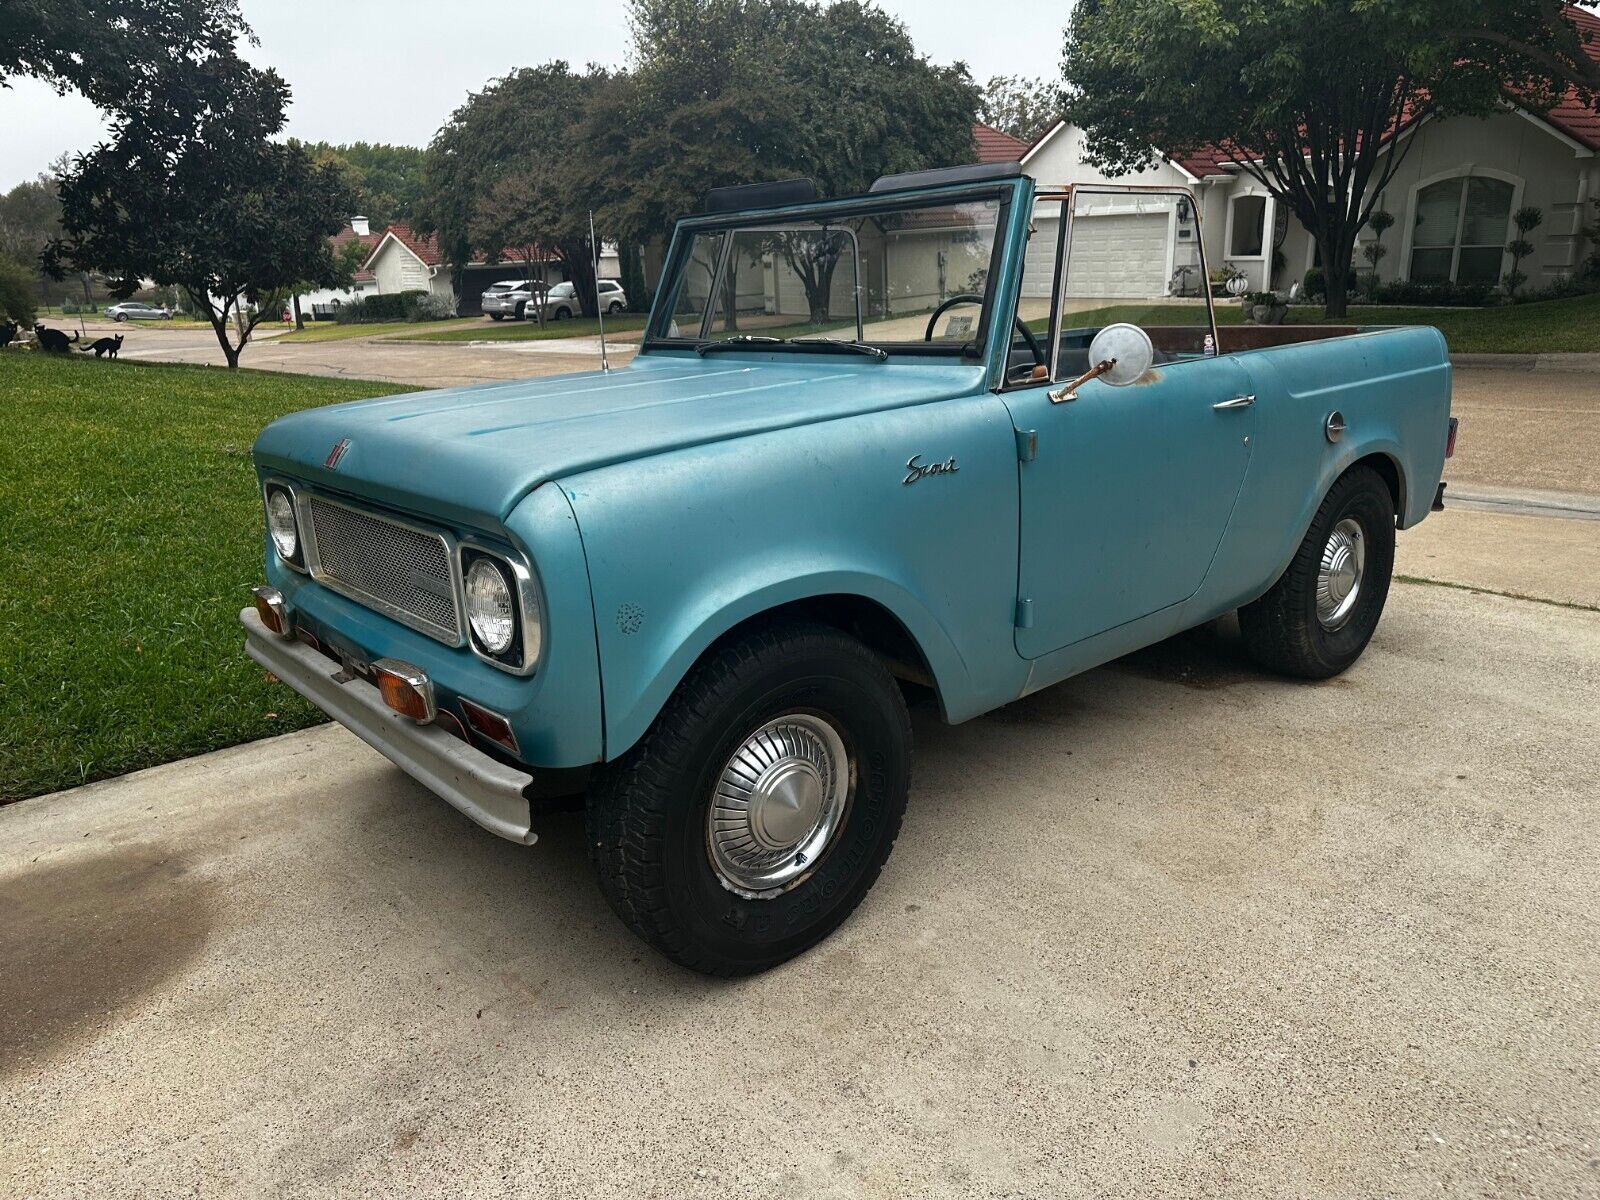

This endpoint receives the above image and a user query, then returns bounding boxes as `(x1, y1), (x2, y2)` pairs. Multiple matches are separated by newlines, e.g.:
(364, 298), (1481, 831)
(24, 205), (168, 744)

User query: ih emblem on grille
(324, 438), (351, 470)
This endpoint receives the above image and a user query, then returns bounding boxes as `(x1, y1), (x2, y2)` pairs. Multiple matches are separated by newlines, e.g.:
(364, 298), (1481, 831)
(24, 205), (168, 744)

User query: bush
(333, 289), (431, 324)
(0, 255), (38, 326)
(1302, 267), (1325, 301)
(1367, 279), (1495, 307)
(409, 292), (458, 321)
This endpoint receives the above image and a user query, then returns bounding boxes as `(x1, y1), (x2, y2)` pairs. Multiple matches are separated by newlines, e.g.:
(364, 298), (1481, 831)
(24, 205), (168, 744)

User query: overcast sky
(0, 0), (1068, 190)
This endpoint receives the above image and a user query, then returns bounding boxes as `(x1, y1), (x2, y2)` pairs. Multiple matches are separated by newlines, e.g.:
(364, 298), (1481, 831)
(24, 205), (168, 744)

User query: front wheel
(1239, 465), (1396, 679)
(553, 307), (571, 320)
(115, 314), (128, 322)
(586, 623), (912, 976)
(607, 301), (624, 314)
(488, 313), (504, 321)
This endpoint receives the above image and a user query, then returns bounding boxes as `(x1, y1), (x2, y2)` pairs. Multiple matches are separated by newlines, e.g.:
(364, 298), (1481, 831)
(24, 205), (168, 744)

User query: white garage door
(1064, 211), (1171, 299)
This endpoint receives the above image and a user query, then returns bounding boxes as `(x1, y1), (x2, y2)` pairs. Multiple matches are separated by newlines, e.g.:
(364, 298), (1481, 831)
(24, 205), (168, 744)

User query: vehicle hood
(252, 352), (988, 526)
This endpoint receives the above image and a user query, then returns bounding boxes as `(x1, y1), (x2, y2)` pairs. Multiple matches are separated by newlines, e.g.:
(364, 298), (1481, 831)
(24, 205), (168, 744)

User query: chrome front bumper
(240, 607), (536, 845)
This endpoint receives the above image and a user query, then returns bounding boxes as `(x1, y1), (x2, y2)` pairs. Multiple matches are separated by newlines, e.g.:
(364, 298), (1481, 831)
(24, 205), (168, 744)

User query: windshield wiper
(788, 337), (888, 361)
(695, 335), (786, 355)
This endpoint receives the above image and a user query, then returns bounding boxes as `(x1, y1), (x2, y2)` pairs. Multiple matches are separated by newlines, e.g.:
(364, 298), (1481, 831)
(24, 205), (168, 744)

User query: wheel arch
(601, 575), (970, 761)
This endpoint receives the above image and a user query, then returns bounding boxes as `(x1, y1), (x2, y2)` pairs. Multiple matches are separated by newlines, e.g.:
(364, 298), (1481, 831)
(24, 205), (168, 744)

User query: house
(1007, 6), (1600, 295)
(291, 216), (383, 318)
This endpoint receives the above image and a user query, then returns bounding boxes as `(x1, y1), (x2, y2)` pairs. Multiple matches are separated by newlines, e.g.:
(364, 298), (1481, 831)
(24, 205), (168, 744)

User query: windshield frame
(643, 181), (1020, 359)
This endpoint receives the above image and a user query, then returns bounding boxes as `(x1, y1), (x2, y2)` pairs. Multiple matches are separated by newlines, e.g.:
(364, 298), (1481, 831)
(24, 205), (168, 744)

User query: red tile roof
(1542, 5), (1600, 150)
(331, 222), (383, 282)
(972, 122), (1031, 163)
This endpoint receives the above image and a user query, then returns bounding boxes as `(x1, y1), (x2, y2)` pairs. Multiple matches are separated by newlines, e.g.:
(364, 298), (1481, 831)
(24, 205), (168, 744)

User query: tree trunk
(561, 240), (598, 318)
(721, 256), (740, 332)
(292, 293), (305, 331)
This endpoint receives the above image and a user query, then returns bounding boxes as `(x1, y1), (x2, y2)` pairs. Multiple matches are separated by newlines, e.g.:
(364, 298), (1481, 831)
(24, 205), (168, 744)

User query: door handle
(1213, 394), (1255, 410)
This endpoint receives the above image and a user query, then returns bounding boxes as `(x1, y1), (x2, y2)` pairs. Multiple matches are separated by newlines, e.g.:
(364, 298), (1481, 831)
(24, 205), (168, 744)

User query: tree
(0, 0), (249, 111)
(1505, 206), (1544, 296)
(45, 53), (357, 368)
(578, 0), (980, 322)
(979, 75), (1060, 143)
(418, 62), (612, 316)
(1062, 0), (1600, 317)
(299, 141), (426, 230)
(0, 254), (37, 325)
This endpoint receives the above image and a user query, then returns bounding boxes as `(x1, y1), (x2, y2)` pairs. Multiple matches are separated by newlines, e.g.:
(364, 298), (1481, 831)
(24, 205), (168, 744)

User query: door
(1004, 357), (1256, 657)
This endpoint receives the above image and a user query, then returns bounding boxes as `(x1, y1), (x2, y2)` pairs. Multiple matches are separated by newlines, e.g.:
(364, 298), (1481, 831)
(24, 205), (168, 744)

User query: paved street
(50, 318), (637, 390)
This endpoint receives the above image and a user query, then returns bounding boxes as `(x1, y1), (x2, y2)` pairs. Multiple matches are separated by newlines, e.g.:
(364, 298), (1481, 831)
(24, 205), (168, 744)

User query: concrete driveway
(3, 577), (1597, 1198)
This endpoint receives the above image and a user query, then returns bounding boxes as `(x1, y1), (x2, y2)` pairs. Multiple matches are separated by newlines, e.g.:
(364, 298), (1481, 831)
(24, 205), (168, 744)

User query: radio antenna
(589, 210), (610, 374)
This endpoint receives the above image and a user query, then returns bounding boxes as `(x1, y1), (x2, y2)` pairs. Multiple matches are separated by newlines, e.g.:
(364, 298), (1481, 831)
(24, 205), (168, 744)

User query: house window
(1229, 194), (1267, 258)
(1409, 176), (1515, 285)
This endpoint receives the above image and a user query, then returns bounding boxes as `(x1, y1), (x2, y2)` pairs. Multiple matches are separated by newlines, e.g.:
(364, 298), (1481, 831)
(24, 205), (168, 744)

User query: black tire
(1239, 465), (1396, 679)
(488, 313), (504, 321)
(586, 622), (912, 976)
(115, 314), (127, 322)
(514, 301), (527, 320)
(607, 301), (624, 314)
(554, 307), (571, 320)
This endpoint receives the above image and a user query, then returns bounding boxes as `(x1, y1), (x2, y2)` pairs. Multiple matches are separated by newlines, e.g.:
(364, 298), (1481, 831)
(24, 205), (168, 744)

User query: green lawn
(1047, 292), (1600, 354)
(0, 353), (414, 802)
(407, 314), (649, 342)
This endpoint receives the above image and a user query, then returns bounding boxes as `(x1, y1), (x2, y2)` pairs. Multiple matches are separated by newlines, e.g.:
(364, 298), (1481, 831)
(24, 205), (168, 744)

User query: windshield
(649, 195), (1004, 353)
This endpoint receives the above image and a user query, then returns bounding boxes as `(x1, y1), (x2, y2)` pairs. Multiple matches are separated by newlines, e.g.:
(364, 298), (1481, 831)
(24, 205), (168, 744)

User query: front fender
(562, 394), (1028, 759)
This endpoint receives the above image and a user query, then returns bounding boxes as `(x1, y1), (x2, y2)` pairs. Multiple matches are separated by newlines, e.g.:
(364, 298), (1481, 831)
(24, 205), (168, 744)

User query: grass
(0, 352), (414, 802)
(1042, 291), (1600, 354)
(408, 314), (649, 342)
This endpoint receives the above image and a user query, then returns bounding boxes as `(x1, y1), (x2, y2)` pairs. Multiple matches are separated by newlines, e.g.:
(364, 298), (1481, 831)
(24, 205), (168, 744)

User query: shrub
(409, 292), (457, 321)
(0, 255), (38, 326)
(1302, 267), (1325, 300)
(1367, 279), (1494, 307)
(333, 289), (431, 323)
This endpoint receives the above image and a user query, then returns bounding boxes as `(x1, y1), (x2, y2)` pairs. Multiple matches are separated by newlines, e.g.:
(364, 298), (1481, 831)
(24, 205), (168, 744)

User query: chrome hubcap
(708, 713), (850, 898)
(1317, 517), (1366, 630)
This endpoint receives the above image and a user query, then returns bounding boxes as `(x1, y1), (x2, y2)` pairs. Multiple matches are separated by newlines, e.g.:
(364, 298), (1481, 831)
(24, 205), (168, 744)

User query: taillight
(1445, 416), (1459, 459)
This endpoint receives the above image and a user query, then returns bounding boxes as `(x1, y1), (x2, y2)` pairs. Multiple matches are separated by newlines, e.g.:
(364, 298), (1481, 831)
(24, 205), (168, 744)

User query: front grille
(305, 496), (460, 643)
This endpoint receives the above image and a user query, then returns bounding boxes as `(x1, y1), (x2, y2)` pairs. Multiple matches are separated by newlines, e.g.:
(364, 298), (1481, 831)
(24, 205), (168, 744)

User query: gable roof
(972, 122), (1031, 164)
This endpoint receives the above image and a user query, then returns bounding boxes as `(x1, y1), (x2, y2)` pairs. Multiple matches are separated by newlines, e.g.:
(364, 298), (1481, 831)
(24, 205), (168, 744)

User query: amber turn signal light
(373, 659), (436, 724)
(251, 586), (290, 637)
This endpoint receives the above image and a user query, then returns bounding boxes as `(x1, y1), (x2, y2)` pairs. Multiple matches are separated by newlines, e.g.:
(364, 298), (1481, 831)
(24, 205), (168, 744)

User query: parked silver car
(533, 279), (628, 320)
(105, 301), (173, 321)
(479, 279), (539, 321)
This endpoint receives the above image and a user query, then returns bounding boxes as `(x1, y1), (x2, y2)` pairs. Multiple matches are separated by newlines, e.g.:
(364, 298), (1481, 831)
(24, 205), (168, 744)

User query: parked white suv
(480, 280), (539, 321)
(533, 279), (629, 320)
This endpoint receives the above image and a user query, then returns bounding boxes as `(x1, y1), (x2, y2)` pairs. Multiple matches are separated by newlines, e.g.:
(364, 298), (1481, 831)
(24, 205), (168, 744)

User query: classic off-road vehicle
(243, 163), (1454, 975)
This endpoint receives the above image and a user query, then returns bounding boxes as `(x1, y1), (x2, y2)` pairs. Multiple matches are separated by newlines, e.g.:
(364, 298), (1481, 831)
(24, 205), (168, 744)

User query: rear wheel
(1239, 465), (1396, 678)
(607, 301), (624, 314)
(586, 623), (912, 976)
(488, 313), (504, 321)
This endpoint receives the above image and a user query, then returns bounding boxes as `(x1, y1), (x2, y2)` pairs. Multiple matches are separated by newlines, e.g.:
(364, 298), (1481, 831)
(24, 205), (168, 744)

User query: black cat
(34, 324), (79, 353)
(0, 320), (18, 350)
(81, 333), (125, 359)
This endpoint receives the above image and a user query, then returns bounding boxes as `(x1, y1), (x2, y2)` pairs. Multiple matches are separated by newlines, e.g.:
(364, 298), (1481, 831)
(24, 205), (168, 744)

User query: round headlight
(465, 557), (516, 655)
(267, 489), (298, 560)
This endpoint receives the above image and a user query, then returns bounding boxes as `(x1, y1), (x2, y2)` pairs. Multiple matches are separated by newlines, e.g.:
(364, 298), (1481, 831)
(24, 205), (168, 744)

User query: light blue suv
(244, 163), (1453, 974)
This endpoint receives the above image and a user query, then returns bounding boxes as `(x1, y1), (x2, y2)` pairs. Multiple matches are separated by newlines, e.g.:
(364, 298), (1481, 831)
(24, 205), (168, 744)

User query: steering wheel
(924, 293), (1046, 370)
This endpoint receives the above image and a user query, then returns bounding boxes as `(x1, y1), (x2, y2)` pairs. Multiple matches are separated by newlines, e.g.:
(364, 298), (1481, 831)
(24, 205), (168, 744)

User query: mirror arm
(1050, 357), (1117, 404)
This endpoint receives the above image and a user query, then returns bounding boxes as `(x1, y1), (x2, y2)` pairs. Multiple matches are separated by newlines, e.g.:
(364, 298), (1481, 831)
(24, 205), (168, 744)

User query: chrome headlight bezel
(262, 480), (306, 571)
(458, 542), (543, 675)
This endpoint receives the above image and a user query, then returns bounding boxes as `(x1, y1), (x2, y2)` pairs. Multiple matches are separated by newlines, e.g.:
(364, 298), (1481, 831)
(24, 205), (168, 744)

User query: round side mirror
(1087, 323), (1154, 387)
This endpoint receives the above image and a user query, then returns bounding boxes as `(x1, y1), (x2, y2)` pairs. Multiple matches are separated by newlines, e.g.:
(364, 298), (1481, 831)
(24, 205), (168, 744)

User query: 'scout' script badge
(902, 454), (959, 486)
